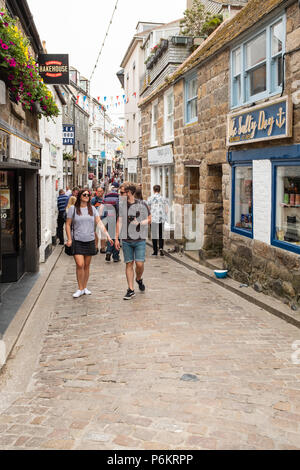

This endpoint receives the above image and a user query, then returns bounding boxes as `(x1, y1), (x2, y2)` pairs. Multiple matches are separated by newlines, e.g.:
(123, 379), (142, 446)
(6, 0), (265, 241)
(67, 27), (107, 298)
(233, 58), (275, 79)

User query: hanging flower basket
(0, 9), (59, 120)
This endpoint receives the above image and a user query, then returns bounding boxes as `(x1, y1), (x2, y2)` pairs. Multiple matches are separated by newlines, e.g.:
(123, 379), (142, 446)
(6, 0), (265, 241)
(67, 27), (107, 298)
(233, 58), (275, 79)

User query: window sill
(184, 120), (198, 128)
(230, 90), (283, 112)
(231, 226), (253, 239)
(271, 239), (300, 255)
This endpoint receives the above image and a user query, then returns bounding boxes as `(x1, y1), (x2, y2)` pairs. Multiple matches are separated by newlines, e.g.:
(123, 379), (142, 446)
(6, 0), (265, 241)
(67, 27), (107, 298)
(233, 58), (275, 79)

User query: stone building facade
(140, 0), (300, 307)
(0, 0), (43, 286)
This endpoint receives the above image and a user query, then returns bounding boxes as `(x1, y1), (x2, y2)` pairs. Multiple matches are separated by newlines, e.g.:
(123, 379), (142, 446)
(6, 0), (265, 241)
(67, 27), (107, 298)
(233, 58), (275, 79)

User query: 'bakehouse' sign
(38, 54), (69, 85)
(227, 97), (292, 146)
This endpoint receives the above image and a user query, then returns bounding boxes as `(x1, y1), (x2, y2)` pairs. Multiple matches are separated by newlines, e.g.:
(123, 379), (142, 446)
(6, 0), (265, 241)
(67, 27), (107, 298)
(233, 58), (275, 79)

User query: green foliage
(0, 9), (59, 119)
(180, 0), (223, 38)
(63, 152), (75, 161)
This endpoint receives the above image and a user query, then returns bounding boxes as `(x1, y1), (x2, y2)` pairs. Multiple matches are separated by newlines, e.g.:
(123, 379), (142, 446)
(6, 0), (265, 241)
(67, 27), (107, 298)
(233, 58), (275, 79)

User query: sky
(27, 0), (187, 125)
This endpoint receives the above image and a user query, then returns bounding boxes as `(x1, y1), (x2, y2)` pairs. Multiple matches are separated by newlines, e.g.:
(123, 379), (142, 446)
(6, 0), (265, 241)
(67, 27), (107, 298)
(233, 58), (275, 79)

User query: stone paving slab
(0, 248), (300, 449)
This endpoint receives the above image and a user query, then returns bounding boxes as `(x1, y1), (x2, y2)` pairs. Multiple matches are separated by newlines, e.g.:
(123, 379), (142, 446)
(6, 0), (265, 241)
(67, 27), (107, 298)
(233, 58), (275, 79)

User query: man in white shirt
(147, 185), (168, 256)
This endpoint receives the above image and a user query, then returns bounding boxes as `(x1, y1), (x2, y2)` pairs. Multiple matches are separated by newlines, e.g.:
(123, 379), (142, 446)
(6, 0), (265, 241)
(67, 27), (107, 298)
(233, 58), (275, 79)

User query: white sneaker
(84, 288), (92, 295)
(73, 290), (84, 298)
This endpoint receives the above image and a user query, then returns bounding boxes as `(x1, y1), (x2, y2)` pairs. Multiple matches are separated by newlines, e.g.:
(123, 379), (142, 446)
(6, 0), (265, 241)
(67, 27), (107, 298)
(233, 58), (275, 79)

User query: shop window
(0, 171), (16, 253)
(231, 15), (285, 108)
(185, 74), (198, 125)
(232, 165), (253, 237)
(273, 164), (300, 253)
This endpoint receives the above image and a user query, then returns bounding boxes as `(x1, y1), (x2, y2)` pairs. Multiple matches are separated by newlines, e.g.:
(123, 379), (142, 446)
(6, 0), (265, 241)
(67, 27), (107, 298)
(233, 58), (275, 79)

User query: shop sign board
(128, 158), (137, 174)
(63, 124), (75, 145)
(101, 151), (106, 161)
(227, 97), (292, 146)
(38, 54), (69, 85)
(148, 144), (174, 165)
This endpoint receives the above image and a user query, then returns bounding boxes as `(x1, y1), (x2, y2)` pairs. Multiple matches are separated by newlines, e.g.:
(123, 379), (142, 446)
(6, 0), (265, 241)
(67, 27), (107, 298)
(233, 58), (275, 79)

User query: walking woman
(66, 189), (113, 298)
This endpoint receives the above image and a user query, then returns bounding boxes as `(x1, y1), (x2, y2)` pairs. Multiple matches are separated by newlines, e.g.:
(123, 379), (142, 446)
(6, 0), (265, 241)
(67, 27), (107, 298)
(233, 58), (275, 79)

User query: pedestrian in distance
(56, 189), (69, 245)
(147, 185), (168, 257)
(65, 189), (113, 298)
(135, 186), (144, 201)
(66, 196), (77, 211)
(102, 183), (120, 263)
(69, 186), (79, 201)
(91, 186), (106, 254)
(65, 186), (72, 197)
(115, 184), (151, 300)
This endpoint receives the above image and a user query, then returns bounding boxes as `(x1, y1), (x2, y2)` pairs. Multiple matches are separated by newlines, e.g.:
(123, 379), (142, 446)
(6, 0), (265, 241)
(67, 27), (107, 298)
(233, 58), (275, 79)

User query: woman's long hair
(75, 189), (93, 216)
(67, 196), (77, 210)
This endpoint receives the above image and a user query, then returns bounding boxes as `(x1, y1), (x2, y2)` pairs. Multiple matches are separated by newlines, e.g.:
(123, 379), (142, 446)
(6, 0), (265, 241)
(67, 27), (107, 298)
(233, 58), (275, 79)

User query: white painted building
(39, 86), (65, 263)
(119, 22), (164, 182)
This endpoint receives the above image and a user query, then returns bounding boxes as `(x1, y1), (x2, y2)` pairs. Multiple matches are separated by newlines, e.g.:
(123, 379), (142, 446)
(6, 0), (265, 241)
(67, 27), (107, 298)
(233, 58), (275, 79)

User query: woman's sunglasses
(82, 192), (90, 197)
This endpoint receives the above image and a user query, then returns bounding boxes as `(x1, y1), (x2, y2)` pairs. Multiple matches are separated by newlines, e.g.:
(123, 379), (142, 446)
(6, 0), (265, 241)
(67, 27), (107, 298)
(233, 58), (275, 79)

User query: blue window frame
(185, 74), (198, 125)
(231, 163), (253, 238)
(272, 161), (300, 254)
(230, 15), (285, 108)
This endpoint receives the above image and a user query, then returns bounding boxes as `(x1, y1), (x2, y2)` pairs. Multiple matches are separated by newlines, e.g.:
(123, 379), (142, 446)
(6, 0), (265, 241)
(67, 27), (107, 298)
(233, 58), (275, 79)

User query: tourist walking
(66, 196), (77, 211)
(115, 184), (151, 300)
(66, 189), (113, 298)
(56, 189), (69, 245)
(102, 184), (120, 263)
(147, 185), (168, 257)
(91, 186), (106, 253)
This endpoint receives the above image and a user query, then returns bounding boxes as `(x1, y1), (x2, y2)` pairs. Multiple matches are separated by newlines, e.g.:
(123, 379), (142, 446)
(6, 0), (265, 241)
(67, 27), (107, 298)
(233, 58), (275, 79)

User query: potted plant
(0, 9), (59, 120)
(160, 39), (168, 52)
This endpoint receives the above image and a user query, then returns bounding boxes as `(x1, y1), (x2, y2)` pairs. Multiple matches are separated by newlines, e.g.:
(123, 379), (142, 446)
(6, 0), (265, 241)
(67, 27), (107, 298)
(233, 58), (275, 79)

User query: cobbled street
(0, 249), (300, 450)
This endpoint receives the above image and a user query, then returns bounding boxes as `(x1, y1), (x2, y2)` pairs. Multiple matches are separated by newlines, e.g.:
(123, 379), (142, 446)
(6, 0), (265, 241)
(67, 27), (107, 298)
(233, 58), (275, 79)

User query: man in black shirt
(115, 184), (151, 300)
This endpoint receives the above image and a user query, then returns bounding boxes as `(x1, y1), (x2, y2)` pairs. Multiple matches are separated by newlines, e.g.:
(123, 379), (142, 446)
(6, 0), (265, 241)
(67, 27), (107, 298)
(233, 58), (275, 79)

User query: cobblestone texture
(0, 249), (300, 449)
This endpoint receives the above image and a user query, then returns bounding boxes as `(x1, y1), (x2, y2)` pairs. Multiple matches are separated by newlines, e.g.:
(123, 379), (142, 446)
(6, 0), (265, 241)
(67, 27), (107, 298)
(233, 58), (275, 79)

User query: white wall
(39, 86), (63, 262)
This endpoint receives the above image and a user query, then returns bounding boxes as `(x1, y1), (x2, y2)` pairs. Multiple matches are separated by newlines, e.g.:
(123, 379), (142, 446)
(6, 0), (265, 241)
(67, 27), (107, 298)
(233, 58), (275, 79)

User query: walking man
(57, 189), (69, 245)
(115, 184), (151, 300)
(103, 183), (120, 262)
(91, 186), (106, 253)
(147, 185), (168, 256)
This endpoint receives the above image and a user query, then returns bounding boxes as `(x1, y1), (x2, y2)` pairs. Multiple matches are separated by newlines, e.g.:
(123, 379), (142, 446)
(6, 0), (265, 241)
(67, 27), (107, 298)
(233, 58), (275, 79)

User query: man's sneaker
(136, 279), (146, 292)
(151, 252), (158, 256)
(105, 253), (111, 262)
(160, 250), (165, 257)
(123, 289), (136, 300)
(113, 257), (121, 263)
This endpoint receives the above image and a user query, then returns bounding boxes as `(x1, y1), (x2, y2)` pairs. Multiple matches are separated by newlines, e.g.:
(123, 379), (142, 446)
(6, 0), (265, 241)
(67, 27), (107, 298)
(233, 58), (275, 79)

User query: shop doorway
(205, 164), (224, 257)
(0, 170), (25, 282)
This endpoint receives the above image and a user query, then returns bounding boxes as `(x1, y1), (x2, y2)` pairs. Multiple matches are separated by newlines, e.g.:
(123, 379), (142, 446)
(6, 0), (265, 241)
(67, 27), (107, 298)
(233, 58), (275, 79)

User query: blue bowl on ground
(214, 270), (228, 279)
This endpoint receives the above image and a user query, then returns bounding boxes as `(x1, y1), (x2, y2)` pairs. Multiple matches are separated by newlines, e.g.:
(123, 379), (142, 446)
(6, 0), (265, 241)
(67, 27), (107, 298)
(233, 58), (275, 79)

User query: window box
(231, 15), (285, 108)
(231, 164), (253, 238)
(272, 162), (300, 254)
(160, 39), (169, 52)
(171, 36), (194, 47)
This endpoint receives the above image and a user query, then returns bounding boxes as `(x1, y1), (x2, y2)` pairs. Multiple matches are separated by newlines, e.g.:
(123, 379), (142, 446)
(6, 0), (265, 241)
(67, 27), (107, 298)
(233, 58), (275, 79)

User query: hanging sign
(128, 159), (137, 174)
(148, 144), (174, 165)
(227, 97), (293, 146)
(38, 54), (70, 85)
(63, 125), (75, 145)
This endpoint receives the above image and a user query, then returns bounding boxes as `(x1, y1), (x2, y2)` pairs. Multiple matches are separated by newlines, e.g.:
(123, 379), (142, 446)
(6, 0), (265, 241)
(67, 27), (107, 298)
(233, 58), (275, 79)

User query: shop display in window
(275, 167), (300, 245)
(234, 166), (253, 232)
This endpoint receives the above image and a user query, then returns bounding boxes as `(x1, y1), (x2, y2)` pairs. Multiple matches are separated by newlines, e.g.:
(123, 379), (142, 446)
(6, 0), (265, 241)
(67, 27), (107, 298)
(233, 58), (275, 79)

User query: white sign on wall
(128, 158), (137, 174)
(148, 144), (174, 166)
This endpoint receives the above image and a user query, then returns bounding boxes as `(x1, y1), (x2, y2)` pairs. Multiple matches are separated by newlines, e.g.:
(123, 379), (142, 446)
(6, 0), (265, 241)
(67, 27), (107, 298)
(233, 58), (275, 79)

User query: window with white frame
(164, 89), (174, 142)
(185, 74), (198, 125)
(231, 16), (285, 108)
(151, 101), (158, 146)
